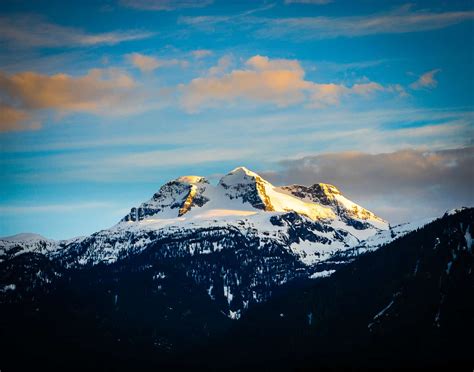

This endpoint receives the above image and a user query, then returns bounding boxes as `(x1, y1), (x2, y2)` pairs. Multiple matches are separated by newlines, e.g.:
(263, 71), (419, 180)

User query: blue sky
(0, 0), (473, 238)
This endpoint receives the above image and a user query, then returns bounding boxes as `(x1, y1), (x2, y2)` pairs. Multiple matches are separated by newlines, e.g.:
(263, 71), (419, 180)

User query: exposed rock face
(279, 183), (385, 229)
(219, 167), (275, 211)
(122, 176), (210, 222)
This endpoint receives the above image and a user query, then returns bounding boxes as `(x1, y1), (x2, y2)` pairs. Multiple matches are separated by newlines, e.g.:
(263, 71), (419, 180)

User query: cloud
(180, 55), (389, 112)
(191, 49), (213, 59)
(106, 147), (255, 168)
(246, 55), (302, 71)
(0, 103), (42, 132)
(0, 54), (390, 131)
(0, 202), (117, 214)
(263, 147), (474, 223)
(207, 55), (233, 76)
(0, 68), (155, 131)
(0, 15), (154, 48)
(126, 52), (188, 72)
(32, 147), (259, 183)
(257, 7), (474, 39)
(180, 6), (474, 40)
(127, 53), (161, 72)
(410, 69), (442, 90)
(4, 107), (471, 188)
(285, 0), (333, 4)
(120, 0), (213, 11)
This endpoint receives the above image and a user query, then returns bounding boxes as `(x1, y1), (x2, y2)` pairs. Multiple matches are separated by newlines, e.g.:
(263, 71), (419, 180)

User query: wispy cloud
(0, 202), (118, 214)
(285, 0), (333, 4)
(258, 6), (474, 39)
(191, 49), (213, 59)
(180, 55), (389, 112)
(105, 147), (256, 168)
(27, 147), (259, 182)
(180, 6), (474, 40)
(313, 59), (390, 73)
(3, 108), (471, 187)
(2, 103), (471, 155)
(207, 55), (233, 76)
(0, 15), (154, 48)
(177, 2), (275, 31)
(410, 68), (442, 90)
(120, 0), (213, 11)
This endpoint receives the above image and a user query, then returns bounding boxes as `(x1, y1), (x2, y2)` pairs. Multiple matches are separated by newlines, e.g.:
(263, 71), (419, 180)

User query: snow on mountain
(121, 166), (386, 233)
(0, 166), (424, 318)
(122, 175), (210, 222)
(0, 167), (393, 268)
(0, 233), (84, 263)
(278, 183), (386, 228)
(95, 166), (390, 267)
(356, 206), (473, 254)
(444, 206), (470, 216)
(1, 233), (50, 242)
(219, 167), (338, 221)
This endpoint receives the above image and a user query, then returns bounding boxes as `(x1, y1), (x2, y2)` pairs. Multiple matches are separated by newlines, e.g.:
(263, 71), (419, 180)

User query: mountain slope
(1, 207), (471, 370)
(203, 207), (474, 369)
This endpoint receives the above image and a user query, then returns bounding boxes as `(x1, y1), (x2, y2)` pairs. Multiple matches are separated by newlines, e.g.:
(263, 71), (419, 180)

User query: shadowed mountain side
(195, 208), (474, 369)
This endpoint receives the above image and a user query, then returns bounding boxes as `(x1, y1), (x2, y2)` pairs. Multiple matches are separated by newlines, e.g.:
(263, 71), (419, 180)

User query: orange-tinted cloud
(0, 104), (41, 132)
(181, 55), (387, 112)
(0, 68), (144, 132)
(126, 53), (188, 72)
(410, 69), (442, 90)
(207, 55), (233, 76)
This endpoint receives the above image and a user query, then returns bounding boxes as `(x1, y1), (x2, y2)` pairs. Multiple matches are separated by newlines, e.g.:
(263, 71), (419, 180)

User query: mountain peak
(0, 232), (51, 242)
(219, 166), (274, 211)
(314, 183), (341, 196)
(122, 175), (210, 222)
(175, 175), (207, 185)
(229, 166), (259, 176)
(221, 166), (264, 186)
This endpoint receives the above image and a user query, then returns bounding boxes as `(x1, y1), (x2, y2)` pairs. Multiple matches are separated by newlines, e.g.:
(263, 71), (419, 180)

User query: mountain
(1, 167), (471, 369)
(1, 205), (471, 370)
(0, 167), (390, 319)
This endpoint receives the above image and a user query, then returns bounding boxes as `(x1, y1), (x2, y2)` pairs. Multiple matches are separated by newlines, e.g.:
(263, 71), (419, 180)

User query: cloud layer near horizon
(263, 147), (474, 223)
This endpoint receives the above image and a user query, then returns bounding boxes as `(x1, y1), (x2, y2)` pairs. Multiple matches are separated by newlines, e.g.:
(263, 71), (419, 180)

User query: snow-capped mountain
(1, 167), (472, 369)
(121, 166), (386, 231)
(1, 166), (393, 318)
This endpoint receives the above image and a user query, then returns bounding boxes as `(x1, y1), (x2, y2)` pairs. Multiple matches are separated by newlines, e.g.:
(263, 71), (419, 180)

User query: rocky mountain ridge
(0, 167), (408, 319)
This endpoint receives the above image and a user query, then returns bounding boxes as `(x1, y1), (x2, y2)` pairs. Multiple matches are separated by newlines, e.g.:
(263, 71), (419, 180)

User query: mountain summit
(121, 166), (387, 234)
